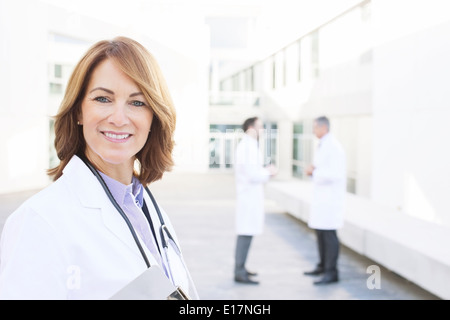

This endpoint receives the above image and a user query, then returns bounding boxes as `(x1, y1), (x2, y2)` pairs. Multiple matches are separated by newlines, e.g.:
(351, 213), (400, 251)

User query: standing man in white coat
(234, 117), (277, 285)
(304, 116), (346, 285)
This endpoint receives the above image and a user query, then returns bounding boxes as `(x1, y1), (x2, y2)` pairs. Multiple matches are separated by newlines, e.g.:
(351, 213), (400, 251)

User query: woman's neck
(85, 153), (134, 185)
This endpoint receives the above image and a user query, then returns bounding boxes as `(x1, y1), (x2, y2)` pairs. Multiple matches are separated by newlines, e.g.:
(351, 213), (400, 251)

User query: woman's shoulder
(7, 177), (71, 223)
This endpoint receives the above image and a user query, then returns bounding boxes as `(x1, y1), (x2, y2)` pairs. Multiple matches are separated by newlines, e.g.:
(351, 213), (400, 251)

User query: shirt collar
(98, 171), (144, 208)
(244, 133), (258, 144)
(132, 176), (144, 207)
(321, 132), (330, 141)
(319, 132), (331, 144)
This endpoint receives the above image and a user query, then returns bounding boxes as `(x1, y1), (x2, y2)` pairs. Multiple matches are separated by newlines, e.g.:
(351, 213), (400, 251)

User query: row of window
(220, 30), (319, 93)
(48, 63), (72, 95)
(209, 123), (277, 170)
(219, 1), (372, 93)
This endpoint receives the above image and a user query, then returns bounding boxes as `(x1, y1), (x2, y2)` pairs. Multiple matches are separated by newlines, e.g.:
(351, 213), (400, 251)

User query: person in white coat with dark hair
(234, 117), (277, 285)
(304, 116), (346, 285)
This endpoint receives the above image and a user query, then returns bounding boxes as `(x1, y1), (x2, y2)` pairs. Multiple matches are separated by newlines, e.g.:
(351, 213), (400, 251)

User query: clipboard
(109, 266), (190, 300)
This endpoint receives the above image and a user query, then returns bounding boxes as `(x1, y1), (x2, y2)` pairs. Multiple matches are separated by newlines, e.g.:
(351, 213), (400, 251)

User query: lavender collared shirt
(98, 171), (165, 270)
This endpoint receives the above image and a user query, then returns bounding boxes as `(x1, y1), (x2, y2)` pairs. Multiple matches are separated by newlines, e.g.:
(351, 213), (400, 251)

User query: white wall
(223, 0), (450, 228)
(371, 0), (450, 225)
(0, 0), (211, 194)
(252, 3), (374, 197)
(0, 0), (50, 193)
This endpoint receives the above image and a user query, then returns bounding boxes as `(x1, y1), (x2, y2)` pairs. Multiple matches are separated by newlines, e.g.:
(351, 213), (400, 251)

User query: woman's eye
(131, 100), (145, 107)
(94, 96), (110, 103)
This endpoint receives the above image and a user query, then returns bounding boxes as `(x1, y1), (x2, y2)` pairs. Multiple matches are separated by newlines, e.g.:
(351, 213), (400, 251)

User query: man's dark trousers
(315, 229), (339, 277)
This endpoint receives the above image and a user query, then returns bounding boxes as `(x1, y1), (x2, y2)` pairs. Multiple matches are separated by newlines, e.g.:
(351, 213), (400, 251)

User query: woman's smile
(80, 58), (153, 173)
(101, 130), (133, 143)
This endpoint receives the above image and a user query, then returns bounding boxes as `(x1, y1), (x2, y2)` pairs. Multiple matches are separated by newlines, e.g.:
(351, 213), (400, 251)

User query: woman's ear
(77, 112), (83, 126)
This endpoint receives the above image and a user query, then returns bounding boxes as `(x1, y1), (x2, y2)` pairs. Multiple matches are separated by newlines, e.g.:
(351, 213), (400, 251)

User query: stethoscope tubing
(80, 156), (182, 268)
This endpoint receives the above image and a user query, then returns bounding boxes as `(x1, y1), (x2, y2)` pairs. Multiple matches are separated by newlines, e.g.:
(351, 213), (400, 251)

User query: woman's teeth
(104, 132), (130, 140)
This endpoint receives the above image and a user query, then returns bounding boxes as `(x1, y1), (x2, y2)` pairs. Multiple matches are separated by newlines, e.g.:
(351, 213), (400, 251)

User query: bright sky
(40, 0), (363, 35)
(40, 0), (364, 57)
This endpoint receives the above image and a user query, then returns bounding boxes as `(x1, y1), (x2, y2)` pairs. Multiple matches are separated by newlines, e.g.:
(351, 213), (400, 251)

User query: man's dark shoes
(303, 267), (324, 276)
(313, 273), (339, 285)
(234, 275), (259, 285)
(246, 269), (258, 277)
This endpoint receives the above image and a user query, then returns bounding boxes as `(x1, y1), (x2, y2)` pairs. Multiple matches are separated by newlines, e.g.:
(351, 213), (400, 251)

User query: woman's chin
(93, 152), (135, 167)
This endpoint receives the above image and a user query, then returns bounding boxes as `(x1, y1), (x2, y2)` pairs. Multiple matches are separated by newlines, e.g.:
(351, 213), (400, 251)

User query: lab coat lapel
(63, 156), (154, 264)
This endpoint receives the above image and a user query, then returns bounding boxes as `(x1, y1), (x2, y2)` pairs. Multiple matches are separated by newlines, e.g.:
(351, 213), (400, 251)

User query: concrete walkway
(0, 172), (440, 300)
(150, 172), (439, 300)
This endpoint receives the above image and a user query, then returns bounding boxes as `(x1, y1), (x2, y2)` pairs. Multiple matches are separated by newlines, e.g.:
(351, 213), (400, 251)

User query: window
(244, 67), (254, 91)
(311, 31), (319, 78)
(282, 49), (287, 87)
(263, 122), (278, 166)
(209, 124), (242, 170)
(209, 123), (277, 170)
(292, 122), (314, 179)
(292, 123), (304, 178)
(272, 57), (276, 89)
(49, 83), (63, 94)
(54, 64), (62, 78)
(48, 63), (67, 95)
(232, 74), (239, 91)
(248, 67), (254, 91)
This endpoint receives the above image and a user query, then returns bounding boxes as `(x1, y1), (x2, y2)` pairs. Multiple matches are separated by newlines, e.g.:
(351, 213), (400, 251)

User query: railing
(209, 129), (277, 170)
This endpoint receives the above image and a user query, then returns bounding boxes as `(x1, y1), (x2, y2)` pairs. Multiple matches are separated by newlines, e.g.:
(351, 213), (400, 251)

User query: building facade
(0, 0), (210, 194)
(210, 0), (450, 228)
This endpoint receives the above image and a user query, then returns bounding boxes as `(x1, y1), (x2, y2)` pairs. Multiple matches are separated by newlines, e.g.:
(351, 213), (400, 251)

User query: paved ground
(0, 171), (440, 300)
(146, 171), (439, 300)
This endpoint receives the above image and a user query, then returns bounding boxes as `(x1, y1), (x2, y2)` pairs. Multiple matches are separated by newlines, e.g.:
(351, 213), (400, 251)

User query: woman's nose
(107, 103), (130, 127)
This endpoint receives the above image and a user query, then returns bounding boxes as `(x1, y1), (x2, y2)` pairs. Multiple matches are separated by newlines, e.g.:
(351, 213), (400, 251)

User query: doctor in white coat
(0, 37), (198, 300)
(304, 116), (346, 285)
(234, 117), (277, 284)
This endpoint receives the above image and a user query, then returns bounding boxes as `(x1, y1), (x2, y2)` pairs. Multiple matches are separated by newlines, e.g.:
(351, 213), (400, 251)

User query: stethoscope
(79, 156), (193, 299)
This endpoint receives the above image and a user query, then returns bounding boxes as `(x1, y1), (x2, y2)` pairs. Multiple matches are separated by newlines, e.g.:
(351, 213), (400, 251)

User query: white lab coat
(308, 133), (347, 230)
(0, 155), (198, 300)
(234, 134), (271, 236)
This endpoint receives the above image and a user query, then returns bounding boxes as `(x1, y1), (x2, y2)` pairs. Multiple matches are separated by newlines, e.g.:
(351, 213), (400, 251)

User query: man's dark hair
(242, 117), (259, 132)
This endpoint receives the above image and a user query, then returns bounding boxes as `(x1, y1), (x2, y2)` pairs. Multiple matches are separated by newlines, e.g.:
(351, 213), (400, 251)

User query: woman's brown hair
(47, 36), (176, 185)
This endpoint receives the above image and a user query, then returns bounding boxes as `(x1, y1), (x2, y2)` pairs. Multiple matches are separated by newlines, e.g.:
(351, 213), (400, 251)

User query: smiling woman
(0, 36), (198, 300)
(48, 36), (176, 185)
(79, 59), (155, 184)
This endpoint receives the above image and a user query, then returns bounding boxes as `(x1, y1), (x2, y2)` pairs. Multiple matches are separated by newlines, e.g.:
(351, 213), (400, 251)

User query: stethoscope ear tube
(144, 186), (181, 253)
